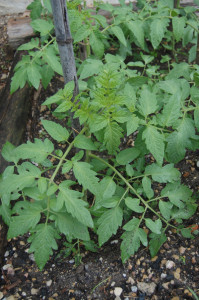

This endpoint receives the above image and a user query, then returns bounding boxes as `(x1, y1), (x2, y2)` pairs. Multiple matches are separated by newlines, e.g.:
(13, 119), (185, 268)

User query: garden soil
(0, 14), (199, 300)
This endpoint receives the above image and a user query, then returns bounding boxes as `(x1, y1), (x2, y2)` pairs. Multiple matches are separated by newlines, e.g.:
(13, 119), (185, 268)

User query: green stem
(89, 154), (177, 229)
(32, 37), (56, 64)
(49, 127), (86, 184)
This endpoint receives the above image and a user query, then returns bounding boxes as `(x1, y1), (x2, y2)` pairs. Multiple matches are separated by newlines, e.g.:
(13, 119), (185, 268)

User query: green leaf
(157, 94), (181, 127)
(126, 116), (139, 136)
(41, 120), (69, 142)
(127, 20), (145, 49)
(127, 76), (148, 87)
(27, 0), (42, 20)
(116, 147), (140, 165)
(89, 31), (104, 58)
(104, 121), (123, 154)
(27, 63), (42, 89)
(40, 64), (54, 89)
(0, 203), (11, 225)
(51, 212), (90, 241)
(43, 46), (63, 75)
(31, 19), (54, 36)
(100, 176), (116, 199)
(126, 164), (134, 177)
(161, 182), (192, 208)
(150, 18), (169, 49)
(172, 17), (185, 42)
(137, 88), (158, 117)
(159, 201), (173, 220)
(74, 135), (97, 150)
(111, 26), (127, 46)
(73, 162), (100, 196)
(18, 38), (39, 50)
(97, 206), (123, 245)
(149, 233), (167, 257)
(28, 224), (59, 270)
(38, 178), (47, 194)
(58, 184), (93, 228)
(142, 177), (154, 199)
(88, 115), (108, 133)
(62, 161), (73, 174)
(166, 62), (190, 81)
(15, 138), (54, 163)
(145, 163), (180, 183)
(79, 59), (103, 80)
(145, 219), (162, 234)
(74, 25), (91, 43)
(194, 106), (199, 131)
(125, 197), (144, 213)
(7, 206), (41, 239)
(10, 67), (27, 94)
(172, 203), (197, 220)
(142, 126), (165, 166)
(1, 142), (18, 163)
(0, 173), (37, 195)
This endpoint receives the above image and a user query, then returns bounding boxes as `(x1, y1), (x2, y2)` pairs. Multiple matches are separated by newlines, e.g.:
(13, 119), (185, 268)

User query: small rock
(22, 292), (26, 296)
(172, 255), (179, 260)
(160, 273), (167, 279)
(166, 260), (175, 269)
(46, 279), (52, 287)
(137, 282), (156, 296)
(19, 241), (25, 246)
(0, 292), (3, 300)
(2, 264), (12, 270)
(192, 257), (196, 264)
(123, 274), (126, 278)
(114, 287), (123, 297)
(111, 282), (116, 287)
(131, 286), (138, 293)
(31, 288), (39, 295)
(7, 296), (17, 300)
(115, 297), (121, 300)
(179, 246), (186, 254)
(162, 282), (170, 290)
(1, 73), (7, 80)
(7, 267), (15, 276)
(174, 268), (181, 280)
(29, 254), (35, 261)
(151, 256), (158, 262)
(4, 251), (9, 257)
(171, 297), (180, 300)
(69, 259), (75, 264)
(110, 240), (118, 244)
(127, 277), (135, 285)
(52, 293), (58, 297)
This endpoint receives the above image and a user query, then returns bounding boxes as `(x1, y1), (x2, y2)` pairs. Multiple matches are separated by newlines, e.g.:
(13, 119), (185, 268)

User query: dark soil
(0, 14), (199, 300)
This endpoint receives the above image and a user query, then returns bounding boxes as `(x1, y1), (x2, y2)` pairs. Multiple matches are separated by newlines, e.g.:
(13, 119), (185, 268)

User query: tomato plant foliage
(1, 0), (199, 270)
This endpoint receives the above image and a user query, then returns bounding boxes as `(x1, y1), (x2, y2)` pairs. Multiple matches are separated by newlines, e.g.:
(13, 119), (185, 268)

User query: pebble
(29, 254), (35, 261)
(110, 240), (118, 244)
(22, 292), (26, 296)
(160, 273), (167, 279)
(111, 282), (116, 287)
(127, 277), (135, 285)
(2, 264), (12, 270)
(123, 273), (126, 278)
(179, 246), (186, 254)
(46, 279), (52, 287)
(171, 297), (180, 300)
(69, 259), (75, 264)
(166, 260), (175, 269)
(137, 282), (156, 296)
(115, 297), (121, 300)
(114, 287), (123, 297)
(6, 296), (17, 300)
(131, 286), (138, 293)
(31, 288), (39, 295)
(4, 251), (9, 257)
(174, 268), (181, 280)
(0, 292), (3, 300)
(162, 282), (170, 290)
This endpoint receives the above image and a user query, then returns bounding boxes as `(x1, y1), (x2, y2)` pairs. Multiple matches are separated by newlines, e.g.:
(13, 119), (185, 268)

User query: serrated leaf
(149, 232), (167, 257)
(150, 18), (169, 49)
(1, 142), (18, 163)
(97, 206), (123, 245)
(89, 31), (104, 58)
(18, 38), (39, 50)
(116, 147), (140, 165)
(7, 207), (41, 239)
(28, 224), (59, 270)
(27, 0), (42, 20)
(74, 135), (97, 150)
(51, 212), (90, 241)
(194, 106), (199, 131)
(172, 204), (197, 220)
(0, 203), (11, 225)
(100, 176), (116, 199)
(159, 201), (173, 220)
(10, 67), (27, 94)
(41, 120), (69, 142)
(142, 177), (154, 199)
(74, 25), (91, 43)
(0, 173), (36, 195)
(145, 219), (162, 234)
(73, 161), (100, 196)
(38, 178), (47, 194)
(126, 116), (139, 136)
(47, 183), (58, 196)
(172, 17), (185, 42)
(126, 164), (134, 177)
(157, 94), (181, 127)
(145, 163), (180, 183)
(142, 126), (165, 166)
(111, 25), (127, 46)
(127, 76), (148, 87)
(58, 185), (93, 228)
(137, 88), (158, 117)
(125, 197), (144, 213)
(43, 46), (63, 75)
(166, 62), (190, 81)
(127, 20), (145, 50)
(27, 63), (42, 89)
(62, 161), (73, 174)
(161, 182), (192, 208)
(104, 121), (123, 154)
(79, 59), (103, 80)
(31, 19), (54, 36)
(88, 115), (108, 133)
(40, 64), (54, 89)
(15, 138), (54, 163)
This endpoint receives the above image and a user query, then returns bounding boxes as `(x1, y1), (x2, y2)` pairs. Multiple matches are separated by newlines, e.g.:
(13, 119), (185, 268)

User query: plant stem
(89, 154), (177, 229)
(49, 127), (86, 184)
